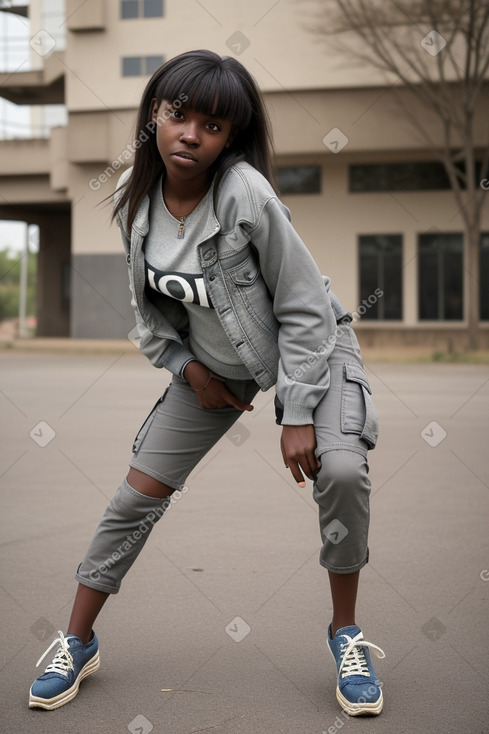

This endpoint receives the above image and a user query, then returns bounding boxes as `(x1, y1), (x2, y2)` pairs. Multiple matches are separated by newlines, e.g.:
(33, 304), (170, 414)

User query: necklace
(162, 181), (209, 239)
(176, 215), (188, 239)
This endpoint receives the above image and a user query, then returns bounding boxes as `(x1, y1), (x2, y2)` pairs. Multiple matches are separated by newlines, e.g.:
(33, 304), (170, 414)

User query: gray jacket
(114, 162), (348, 425)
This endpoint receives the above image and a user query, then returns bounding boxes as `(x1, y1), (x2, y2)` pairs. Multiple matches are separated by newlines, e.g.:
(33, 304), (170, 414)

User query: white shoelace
(338, 631), (385, 679)
(35, 631), (74, 677)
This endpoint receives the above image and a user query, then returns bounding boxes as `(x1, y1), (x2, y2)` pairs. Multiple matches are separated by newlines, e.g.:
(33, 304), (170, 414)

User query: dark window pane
(145, 55), (164, 74)
(359, 234), (402, 320)
(444, 249), (463, 319)
(121, 0), (139, 18)
(277, 166), (321, 194)
(383, 250), (403, 319)
(350, 161), (484, 192)
(480, 233), (489, 321)
(122, 56), (142, 76)
(359, 250), (378, 320)
(350, 162), (451, 192)
(418, 250), (438, 319)
(144, 0), (163, 16)
(419, 233), (463, 320)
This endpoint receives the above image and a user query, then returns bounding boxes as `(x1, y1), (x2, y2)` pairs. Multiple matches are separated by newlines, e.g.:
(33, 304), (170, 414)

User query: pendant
(177, 218), (185, 239)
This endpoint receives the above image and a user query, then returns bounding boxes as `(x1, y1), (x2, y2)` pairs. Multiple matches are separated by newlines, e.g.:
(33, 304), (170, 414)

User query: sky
(1, 7), (46, 256)
(0, 221), (39, 255)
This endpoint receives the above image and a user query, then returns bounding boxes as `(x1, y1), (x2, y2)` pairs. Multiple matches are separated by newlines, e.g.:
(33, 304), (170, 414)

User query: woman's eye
(171, 109), (183, 119)
(206, 122), (221, 131)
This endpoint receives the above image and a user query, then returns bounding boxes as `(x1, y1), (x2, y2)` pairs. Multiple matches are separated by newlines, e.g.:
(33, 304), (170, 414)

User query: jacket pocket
(132, 388), (169, 453)
(226, 249), (278, 339)
(340, 363), (379, 449)
(227, 251), (260, 285)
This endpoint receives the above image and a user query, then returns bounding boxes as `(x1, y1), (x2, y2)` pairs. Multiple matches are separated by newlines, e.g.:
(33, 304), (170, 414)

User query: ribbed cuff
(158, 341), (195, 376)
(179, 357), (196, 378)
(281, 402), (315, 426)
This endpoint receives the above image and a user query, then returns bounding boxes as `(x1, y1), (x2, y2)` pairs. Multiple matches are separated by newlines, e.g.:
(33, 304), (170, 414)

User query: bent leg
(74, 476), (174, 595)
(313, 448), (371, 575)
(312, 322), (378, 628)
(313, 448), (370, 634)
(69, 374), (259, 634)
(68, 469), (175, 642)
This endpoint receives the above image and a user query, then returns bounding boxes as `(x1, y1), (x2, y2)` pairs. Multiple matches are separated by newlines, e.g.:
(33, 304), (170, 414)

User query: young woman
(29, 49), (385, 716)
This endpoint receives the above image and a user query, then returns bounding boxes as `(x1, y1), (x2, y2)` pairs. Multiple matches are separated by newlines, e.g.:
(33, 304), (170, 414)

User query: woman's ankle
(66, 628), (93, 645)
(331, 619), (356, 637)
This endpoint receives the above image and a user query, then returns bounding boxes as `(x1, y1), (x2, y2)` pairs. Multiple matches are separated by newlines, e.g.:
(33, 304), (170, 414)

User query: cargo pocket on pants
(132, 387), (169, 453)
(340, 362), (379, 449)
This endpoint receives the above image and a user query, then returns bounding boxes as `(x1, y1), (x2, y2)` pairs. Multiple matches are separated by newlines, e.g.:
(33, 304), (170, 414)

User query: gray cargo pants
(76, 321), (378, 594)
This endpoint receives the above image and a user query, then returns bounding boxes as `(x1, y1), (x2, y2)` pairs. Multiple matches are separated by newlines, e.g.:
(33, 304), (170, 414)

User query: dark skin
(66, 103), (358, 644)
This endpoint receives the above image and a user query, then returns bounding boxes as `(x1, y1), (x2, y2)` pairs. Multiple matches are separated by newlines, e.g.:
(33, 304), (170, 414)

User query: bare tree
(307, 0), (489, 348)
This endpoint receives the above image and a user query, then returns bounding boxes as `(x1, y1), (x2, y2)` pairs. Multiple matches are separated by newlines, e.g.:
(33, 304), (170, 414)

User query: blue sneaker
(29, 631), (100, 709)
(327, 624), (385, 716)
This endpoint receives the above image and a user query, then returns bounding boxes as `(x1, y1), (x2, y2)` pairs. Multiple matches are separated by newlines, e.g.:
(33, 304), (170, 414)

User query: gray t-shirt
(144, 175), (252, 380)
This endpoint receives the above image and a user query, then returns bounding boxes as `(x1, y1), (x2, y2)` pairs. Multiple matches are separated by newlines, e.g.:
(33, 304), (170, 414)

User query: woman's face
(151, 99), (236, 183)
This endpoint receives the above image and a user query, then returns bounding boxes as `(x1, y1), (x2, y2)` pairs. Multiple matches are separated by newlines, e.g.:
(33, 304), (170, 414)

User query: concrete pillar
(36, 212), (70, 336)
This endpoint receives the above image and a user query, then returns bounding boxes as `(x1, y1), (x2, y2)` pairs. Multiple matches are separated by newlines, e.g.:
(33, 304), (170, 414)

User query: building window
(145, 55), (164, 74)
(359, 235), (403, 319)
(122, 55), (164, 76)
(350, 162), (453, 192)
(480, 233), (489, 321)
(418, 233), (463, 320)
(121, 0), (164, 18)
(277, 166), (321, 195)
(350, 161), (485, 192)
(122, 56), (141, 76)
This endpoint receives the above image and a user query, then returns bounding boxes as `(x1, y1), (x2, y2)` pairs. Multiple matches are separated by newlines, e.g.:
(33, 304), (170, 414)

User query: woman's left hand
(280, 424), (320, 488)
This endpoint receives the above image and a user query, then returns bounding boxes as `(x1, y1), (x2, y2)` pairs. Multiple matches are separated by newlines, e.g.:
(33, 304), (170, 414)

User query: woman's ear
(225, 126), (238, 149)
(151, 97), (159, 121)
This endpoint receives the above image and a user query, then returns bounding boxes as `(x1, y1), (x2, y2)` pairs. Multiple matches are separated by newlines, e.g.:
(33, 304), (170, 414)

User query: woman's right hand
(183, 361), (254, 412)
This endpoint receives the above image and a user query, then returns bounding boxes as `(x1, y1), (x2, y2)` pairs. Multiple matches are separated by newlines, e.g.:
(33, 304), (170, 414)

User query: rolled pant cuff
(75, 563), (121, 594)
(319, 550), (369, 575)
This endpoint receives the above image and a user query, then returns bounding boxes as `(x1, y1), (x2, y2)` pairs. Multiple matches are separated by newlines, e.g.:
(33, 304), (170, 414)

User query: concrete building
(0, 0), (488, 347)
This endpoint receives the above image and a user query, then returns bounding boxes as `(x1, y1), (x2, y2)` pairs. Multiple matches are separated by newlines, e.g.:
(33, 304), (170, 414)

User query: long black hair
(111, 49), (276, 231)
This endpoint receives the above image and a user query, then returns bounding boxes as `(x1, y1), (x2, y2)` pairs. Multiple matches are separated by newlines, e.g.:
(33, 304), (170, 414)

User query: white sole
(336, 685), (383, 716)
(28, 650), (100, 710)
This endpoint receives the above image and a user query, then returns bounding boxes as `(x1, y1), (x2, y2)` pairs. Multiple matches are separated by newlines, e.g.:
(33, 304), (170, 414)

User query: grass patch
(430, 351), (489, 364)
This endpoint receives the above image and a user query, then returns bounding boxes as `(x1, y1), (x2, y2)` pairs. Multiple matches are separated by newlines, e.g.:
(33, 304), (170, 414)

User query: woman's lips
(173, 152), (198, 163)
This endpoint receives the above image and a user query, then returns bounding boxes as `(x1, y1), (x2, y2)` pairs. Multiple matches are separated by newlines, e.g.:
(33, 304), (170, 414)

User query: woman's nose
(180, 122), (199, 145)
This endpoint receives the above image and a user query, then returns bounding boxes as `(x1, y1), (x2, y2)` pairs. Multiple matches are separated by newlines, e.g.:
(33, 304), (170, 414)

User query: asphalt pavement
(1, 347), (488, 734)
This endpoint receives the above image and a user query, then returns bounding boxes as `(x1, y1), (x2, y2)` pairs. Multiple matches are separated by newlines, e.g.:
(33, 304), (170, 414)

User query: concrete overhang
(0, 51), (65, 105)
(0, 3), (28, 18)
(0, 175), (69, 215)
(0, 137), (50, 175)
(0, 200), (70, 225)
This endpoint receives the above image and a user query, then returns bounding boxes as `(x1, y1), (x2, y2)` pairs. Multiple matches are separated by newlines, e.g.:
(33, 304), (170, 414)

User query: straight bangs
(154, 62), (253, 131)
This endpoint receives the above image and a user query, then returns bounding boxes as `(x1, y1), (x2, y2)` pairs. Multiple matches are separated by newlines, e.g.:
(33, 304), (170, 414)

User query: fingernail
(298, 481), (306, 488)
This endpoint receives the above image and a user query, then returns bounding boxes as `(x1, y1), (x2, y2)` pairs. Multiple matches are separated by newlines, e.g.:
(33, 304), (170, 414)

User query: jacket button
(209, 274), (216, 281)
(203, 249), (216, 261)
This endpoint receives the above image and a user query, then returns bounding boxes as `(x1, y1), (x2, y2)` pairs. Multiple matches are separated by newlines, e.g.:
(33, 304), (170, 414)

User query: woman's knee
(126, 467), (175, 498)
(314, 449), (370, 501)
